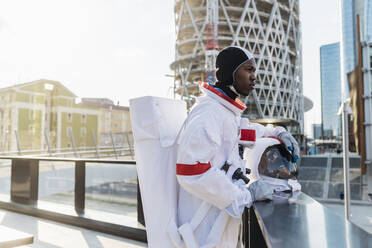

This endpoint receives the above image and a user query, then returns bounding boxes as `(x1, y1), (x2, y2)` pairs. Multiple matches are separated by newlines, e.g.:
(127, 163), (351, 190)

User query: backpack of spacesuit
(130, 96), (187, 248)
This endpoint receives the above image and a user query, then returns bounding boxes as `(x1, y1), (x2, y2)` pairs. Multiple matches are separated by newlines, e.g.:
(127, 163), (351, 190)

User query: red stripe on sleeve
(241, 129), (256, 142)
(176, 162), (211, 176)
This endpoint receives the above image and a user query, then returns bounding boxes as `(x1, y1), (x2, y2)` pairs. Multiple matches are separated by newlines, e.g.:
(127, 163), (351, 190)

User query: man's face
(233, 59), (257, 97)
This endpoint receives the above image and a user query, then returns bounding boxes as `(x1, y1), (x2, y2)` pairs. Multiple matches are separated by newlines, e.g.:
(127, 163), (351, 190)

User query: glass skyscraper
(366, 1), (372, 40)
(312, 124), (322, 140)
(341, 0), (372, 163)
(320, 43), (342, 138)
(340, 0), (357, 100)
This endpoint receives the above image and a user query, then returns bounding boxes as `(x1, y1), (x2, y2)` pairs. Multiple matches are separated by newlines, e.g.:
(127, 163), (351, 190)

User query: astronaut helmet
(244, 137), (301, 193)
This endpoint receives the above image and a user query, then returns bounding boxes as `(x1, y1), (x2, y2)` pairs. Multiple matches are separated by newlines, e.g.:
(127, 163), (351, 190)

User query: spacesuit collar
(199, 82), (246, 115)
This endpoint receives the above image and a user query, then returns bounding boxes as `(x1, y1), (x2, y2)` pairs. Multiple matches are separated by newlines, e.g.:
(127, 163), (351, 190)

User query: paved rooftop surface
(1, 202), (369, 247)
(0, 208), (147, 248)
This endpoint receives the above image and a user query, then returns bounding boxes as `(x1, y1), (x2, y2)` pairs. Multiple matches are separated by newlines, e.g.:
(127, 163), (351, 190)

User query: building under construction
(171, 0), (304, 133)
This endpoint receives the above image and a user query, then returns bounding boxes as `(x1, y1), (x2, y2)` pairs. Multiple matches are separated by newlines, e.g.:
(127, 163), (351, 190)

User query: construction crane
(204, 0), (219, 84)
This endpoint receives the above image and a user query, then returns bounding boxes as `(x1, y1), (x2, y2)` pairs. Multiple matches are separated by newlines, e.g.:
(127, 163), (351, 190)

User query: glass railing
(38, 160), (75, 206)
(0, 156), (146, 242)
(0, 159), (11, 198)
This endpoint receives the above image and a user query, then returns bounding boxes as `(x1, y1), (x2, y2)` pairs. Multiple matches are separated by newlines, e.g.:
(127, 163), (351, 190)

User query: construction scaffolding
(171, 0), (304, 132)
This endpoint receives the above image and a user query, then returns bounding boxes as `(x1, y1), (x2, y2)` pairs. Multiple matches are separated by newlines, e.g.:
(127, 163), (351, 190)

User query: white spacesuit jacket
(176, 83), (285, 248)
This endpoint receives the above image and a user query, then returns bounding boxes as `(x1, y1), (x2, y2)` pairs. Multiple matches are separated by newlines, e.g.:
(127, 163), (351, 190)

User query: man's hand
(278, 131), (299, 162)
(248, 180), (274, 202)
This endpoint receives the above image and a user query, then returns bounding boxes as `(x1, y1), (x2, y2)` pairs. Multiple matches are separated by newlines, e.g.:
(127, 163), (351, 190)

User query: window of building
(30, 95), (37, 104)
(67, 113), (72, 122)
(81, 114), (86, 123)
(81, 127), (86, 137)
(66, 127), (72, 137)
(28, 110), (36, 120)
(44, 83), (54, 91)
(52, 112), (57, 122)
(28, 125), (35, 135)
(67, 143), (72, 148)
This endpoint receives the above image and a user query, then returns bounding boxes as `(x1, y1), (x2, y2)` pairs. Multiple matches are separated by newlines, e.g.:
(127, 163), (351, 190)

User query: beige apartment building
(0, 79), (131, 154)
(81, 98), (132, 147)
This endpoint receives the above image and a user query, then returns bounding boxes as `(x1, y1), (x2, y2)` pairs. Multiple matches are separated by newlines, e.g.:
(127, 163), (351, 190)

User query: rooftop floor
(0, 208), (147, 248)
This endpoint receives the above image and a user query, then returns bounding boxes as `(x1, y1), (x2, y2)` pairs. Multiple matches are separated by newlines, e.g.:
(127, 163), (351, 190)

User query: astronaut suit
(175, 46), (299, 247)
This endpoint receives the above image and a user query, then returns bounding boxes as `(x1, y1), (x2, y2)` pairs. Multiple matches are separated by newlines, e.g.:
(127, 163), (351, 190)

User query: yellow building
(0, 79), (131, 155)
(80, 98), (131, 147)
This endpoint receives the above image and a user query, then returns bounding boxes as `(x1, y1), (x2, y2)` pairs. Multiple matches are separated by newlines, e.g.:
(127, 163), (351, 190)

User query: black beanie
(215, 46), (254, 85)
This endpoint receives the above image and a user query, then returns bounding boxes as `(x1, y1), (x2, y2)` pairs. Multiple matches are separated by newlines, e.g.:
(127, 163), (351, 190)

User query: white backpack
(130, 96), (187, 248)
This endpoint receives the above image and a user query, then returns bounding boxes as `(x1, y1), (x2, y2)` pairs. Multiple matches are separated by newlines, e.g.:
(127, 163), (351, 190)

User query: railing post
(125, 132), (134, 159)
(109, 132), (118, 159)
(69, 128), (79, 158)
(244, 207), (267, 248)
(91, 129), (100, 159)
(242, 207), (249, 247)
(44, 129), (52, 156)
(14, 130), (22, 156)
(342, 101), (351, 220)
(75, 161), (85, 213)
(11, 158), (39, 205)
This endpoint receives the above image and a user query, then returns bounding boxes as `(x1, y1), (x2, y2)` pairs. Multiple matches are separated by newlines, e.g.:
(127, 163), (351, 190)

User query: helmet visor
(258, 145), (298, 180)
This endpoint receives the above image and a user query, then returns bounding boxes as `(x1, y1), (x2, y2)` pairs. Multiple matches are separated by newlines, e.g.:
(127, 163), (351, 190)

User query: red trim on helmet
(176, 162), (211, 176)
(198, 81), (246, 110)
(241, 129), (256, 142)
(266, 136), (283, 144)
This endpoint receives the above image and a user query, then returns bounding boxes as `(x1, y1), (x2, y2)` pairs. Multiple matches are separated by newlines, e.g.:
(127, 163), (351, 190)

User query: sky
(300, 0), (340, 136)
(0, 0), (340, 137)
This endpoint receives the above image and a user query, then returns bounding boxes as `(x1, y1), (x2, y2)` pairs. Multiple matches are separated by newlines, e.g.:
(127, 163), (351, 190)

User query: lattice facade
(171, 0), (304, 131)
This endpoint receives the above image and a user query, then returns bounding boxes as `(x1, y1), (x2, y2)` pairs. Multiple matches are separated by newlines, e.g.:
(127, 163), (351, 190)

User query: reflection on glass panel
(85, 162), (141, 227)
(0, 159), (11, 197)
(38, 161), (75, 206)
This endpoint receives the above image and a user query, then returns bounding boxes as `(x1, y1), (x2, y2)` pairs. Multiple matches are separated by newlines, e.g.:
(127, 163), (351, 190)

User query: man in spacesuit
(175, 46), (299, 247)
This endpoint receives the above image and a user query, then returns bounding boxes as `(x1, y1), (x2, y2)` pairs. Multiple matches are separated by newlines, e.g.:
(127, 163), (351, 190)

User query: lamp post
(339, 100), (352, 220)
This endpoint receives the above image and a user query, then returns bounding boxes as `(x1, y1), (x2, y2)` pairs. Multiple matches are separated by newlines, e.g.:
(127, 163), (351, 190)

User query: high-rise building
(341, 0), (372, 165)
(320, 42), (342, 138)
(312, 124), (322, 140)
(171, 0), (304, 133)
(340, 0), (357, 99)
